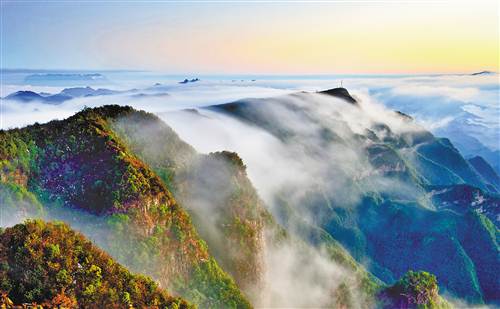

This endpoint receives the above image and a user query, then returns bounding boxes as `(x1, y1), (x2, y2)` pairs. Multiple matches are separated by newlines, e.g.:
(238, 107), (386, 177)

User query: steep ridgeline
(108, 108), (270, 296)
(171, 150), (272, 297)
(206, 88), (500, 306)
(0, 220), (192, 308)
(107, 107), (382, 307)
(468, 155), (500, 193)
(0, 106), (250, 308)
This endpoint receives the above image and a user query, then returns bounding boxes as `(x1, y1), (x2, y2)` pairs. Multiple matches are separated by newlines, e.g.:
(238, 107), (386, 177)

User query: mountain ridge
(199, 89), (499, 305)
(0, 105), (251, 308)
(0, 92), (497, 307)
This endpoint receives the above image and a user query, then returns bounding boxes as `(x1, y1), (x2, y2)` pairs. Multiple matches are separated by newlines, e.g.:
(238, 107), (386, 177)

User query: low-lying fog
(1, 72), (498, 155)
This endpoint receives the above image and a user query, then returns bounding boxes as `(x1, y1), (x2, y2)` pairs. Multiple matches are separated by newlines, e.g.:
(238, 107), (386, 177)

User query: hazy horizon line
(1, 68), (496, 77)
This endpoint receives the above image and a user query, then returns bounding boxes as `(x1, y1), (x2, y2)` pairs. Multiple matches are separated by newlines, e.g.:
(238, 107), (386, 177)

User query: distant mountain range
(375, 79), (500, 176)
(2, 86), (172, 104)
(435, 121), (500, 175)
(59, 86), (119, 97)
(3, 87), (122, 104)
(25, 73), (106, 83)
(470, 71), (496, 76)
(179, 78), (200, 84)
(4, 90), (72, 104)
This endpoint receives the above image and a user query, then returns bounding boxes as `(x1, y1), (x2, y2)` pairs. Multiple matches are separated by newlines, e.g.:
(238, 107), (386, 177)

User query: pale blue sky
(1, 1), (498, 74)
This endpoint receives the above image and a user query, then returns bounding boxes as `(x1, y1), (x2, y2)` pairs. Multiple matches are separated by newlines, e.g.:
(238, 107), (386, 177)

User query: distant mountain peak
(4, 90), (42, 101)
(318, 87), (357, 104)
(24, 73), (106, 83)
(60, 86), (118, 98)
(395, 110), (413, 121)
(4, 86), (120, 103)
(4, 90), (71, 104)
(179, 78), (200, 84)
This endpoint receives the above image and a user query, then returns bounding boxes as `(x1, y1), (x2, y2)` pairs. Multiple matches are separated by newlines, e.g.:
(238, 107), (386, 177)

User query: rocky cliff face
(109, 110), (274, 301)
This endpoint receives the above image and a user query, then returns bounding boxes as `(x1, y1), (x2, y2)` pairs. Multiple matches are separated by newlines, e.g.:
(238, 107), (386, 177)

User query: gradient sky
(1, 0), (498, 74)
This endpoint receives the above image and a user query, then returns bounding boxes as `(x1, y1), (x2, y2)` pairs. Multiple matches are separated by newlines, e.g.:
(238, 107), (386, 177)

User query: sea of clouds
(1, 71), (497, 145)
(1, 71), (498, 307)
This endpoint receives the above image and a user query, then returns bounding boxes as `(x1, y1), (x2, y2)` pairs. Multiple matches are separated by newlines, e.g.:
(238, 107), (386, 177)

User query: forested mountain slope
(0, 102), (477, 308)
(204, 88), (499, 306)
(0, 106), (250, 308)
(0, 220), (192, 308)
